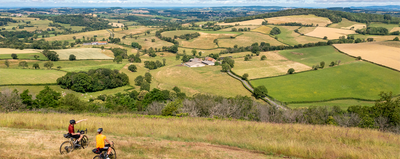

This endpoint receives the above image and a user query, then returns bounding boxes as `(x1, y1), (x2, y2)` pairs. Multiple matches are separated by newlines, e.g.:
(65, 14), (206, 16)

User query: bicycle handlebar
(77, 128), (88, 134)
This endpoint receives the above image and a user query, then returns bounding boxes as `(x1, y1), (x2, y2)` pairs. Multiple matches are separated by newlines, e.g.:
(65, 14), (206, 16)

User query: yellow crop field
(216, 19), (265, 26)
(251, 25), (272, 34)
(231, 51), (311, 79)
(1, 113), (400, 159)
(353, 34), (400, 42)
(391, 27), (400, 32)
(0, 48), (41, 54)
(44, 30), (111, 41)
(53, 48), (113, 60)
(305, 27), (356, 39)
(218, 32), (285, 48)
(265, 15), (332, 26)
(333, 42), (400, 71)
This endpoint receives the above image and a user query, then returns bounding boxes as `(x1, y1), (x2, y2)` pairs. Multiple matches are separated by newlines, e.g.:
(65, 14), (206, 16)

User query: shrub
(161, 100), (182, 116)
(128, 65), (137, 72)
(253, 86), (268, 99)
(323, 36), (328, 40)
(18, 61), (28, 68)
(151, 39), (155, 42)
(320, 61), (325, 68)
(261, 55), (267, 60)
(242, 73), (249, 80)
(0, 89), (26, 112)
(221, 63), (231, 72)
(69, 54), (76, 61)
(11, 53), (17, 59)
(287, 68), (295, 74)
(394, 37), (399, 41)
(356, 56), (362, 60)
(270, 27), (281, 35)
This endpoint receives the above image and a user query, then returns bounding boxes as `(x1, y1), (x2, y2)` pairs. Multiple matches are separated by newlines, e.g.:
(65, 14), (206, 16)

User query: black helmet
(97, 128), (103, 133)
(70, 120), (76, 124)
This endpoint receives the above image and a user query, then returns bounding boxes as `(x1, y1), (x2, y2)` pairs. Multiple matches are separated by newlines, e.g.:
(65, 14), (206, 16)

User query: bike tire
(81, 135), (89, 149)
(92, 156), (101, 159)
(110, 147), (117, 159)
(60, 141), (74, 154)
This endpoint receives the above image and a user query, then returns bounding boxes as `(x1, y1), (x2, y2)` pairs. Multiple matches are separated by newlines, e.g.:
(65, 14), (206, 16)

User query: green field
(287, 99), (375, 110)
(0, 69), (66, 84)
(270, 25), (326, 46)
(0, 59), (128, 72)
(328, 18), (365, 29)
(369, 22), (399, 31)
(278, 46), (355, 67)
(53, 48), (113, 60)
(0, 53), (48, 60)
(218, 32), (284, 48)
(251, 61), (400, 103)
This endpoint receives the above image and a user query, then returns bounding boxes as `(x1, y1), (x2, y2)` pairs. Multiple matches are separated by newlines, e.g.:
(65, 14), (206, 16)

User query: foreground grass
(251, 61), (400, 103)
(278, 45), (355, 67)
(0, 69), (66, 84)
(0, 53), (48, 60)
(287, 99), (375, 110)
(1, 113), (399, 159)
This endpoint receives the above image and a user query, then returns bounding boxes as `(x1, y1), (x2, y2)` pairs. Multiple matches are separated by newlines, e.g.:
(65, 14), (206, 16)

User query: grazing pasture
(218, 32), (284, 48)
(333, 42), (400, 71)
(44, 30), (111, 41)
(305, 27), (356, 39)
(278, 46), (355, 67)
(328, 18), (366, 30)
(287, 99), (375, 110)
(216, 19), (265, 26)
(0, 53), (48, 60)
(178, 32), (236, 49)
(0, 16), (62, 32)
(251, 62), (400, 103)
(265, 14), (332, 26)
(114, 26), (151, 35)
(231, 51), (311, 79)
(369, 22), (399, 31)
(272, 26), (326, 45)
(53, 48), (113, 60)
(0, 69), (66, 84)
(120, 31), (174, 49)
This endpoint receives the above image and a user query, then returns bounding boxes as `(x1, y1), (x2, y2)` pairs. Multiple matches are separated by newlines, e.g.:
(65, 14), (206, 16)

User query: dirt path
(0, 127), (281, 159)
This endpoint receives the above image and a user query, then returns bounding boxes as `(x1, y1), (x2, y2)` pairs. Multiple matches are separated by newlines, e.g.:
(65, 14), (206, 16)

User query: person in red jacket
(68, 119), (87, 146)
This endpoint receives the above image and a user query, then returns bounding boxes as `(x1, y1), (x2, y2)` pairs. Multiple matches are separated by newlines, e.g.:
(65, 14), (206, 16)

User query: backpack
(92, 148), (101, 154)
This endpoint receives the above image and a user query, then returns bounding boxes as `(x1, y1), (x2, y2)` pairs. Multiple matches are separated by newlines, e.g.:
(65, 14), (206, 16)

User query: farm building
(83, 41), (108, 46)
(189, 58), (202, 63)
(185, 62), (206, 67)
(204, 57), (216, 62)
(202, 61), (215, 65)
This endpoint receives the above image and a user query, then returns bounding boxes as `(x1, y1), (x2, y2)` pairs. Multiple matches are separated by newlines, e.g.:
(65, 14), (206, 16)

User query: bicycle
(60, 129), (89, 154)
(92, 141), (117, 159)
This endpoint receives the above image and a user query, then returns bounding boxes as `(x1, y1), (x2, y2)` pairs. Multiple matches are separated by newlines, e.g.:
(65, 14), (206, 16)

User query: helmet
(97, 128), (103, 133)
(70, 120), (76, 124)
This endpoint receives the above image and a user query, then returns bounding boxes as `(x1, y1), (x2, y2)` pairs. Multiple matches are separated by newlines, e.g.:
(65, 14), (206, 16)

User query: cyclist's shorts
(71, 134), (80, 139)
(100, 144), (111, 151)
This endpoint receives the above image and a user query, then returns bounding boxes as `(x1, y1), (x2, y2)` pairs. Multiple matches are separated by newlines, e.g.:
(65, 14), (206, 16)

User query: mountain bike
(92, 141), (117, 159)
(60, 129), (89, 154)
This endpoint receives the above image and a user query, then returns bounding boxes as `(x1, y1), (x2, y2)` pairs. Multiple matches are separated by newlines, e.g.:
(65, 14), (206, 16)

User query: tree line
(29, 14), (112, 31)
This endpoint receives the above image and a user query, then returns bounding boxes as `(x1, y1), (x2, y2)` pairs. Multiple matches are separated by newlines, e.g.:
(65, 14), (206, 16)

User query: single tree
(70, 43), (75, 47)
(114, 55), (123, 64)
(162, 58), (166, 66)
(323, 36), (328, 40)
(191, 49), (197, 56)
(128, 64), (137, 72)
(32, 63), (40, 69)
(73, 36), (76, 40)
(287, 68), (295, 74)
(356, 56), (362, 60)
(151, 39), (155, 42)
(253, 86), (268, 99)
(221, 63), (231, 72)
(140, 81), (150, 91)
(44, 61), (53, 69)
(4, 59), (10, 68)
(329, 61), (335, 67)
(69, 54), (76, 61)
(34, 55), (39, 60)
(11, 53), (18, 59)
(394, 37), (399, 41)
(172, 86), (181, 93)
(242, 73), (249, 80)
(101, 46), (105, 50)
(135, 75), (144, 86)
(18, 61), (28, 68)
(145, 72), (152, 83)
(320, 61), (325, 68)
(261, 55), (267, 60)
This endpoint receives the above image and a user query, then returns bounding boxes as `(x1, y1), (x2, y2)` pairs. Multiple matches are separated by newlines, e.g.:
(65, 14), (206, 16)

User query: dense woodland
(0, 18), (16, 26)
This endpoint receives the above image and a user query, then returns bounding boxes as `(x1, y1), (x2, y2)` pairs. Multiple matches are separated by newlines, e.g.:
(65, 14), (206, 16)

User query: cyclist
(96, 128), (113, 159)
(68, 119), (87, 146)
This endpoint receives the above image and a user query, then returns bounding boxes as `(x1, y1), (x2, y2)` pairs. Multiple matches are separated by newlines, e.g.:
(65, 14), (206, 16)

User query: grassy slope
(0, 69), (66, 84)
(53, 48), (113, 60)
(278, 45), (355, 67)
(251, 61), (400, 102)
(1, 113), (399, 159)
(218, 32), (284, 48)
(328, 18), (363, 28)
(287, 99), (375, 110)
(270, 25), (326, 46)
(369, 22), (399, 31)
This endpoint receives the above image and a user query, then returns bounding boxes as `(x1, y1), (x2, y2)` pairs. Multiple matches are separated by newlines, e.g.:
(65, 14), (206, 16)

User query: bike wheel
(60, 141), (74, 154)
(92, 156), (101, 159)
(109, 147), (117, 159)
(81, 135), (89, 148)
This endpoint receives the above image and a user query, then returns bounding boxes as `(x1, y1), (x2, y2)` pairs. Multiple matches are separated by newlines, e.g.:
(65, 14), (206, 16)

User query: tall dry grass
(1, 112), (400, 159)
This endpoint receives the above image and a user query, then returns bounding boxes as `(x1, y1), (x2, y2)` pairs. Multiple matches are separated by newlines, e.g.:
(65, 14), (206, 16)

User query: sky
(0, 0), (400, 8)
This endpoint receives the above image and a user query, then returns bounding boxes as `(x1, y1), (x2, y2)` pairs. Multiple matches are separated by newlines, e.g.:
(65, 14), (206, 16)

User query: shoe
(74, 144), (81, 147)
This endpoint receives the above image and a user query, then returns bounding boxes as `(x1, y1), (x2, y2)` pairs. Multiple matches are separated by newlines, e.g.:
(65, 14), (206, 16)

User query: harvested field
(251, 25), (272, 34)
(297, 27), (316, 34)
(333, 42), (400, 71)
(115, 26), (151, 35)
(121, 34), (174, 49)
(218, 32), (285, 48)
(232, 51), (311, 79)
(217, 19), (265, 26)
(391, 27), (400, 32)
(251, 61), (400, 102)
(375, 41), (400, 48)
(265, 15), (332, 26)
(53, 48), (113, 60)
(305, 27), (356, 39)
(0, 48), (41, 54)
(44, 30), (110, 41)
(108, 22), (124, 28)
(329, 18), (366, 30)
(272, 26), (326, 45)
(0, 69), (66, 84)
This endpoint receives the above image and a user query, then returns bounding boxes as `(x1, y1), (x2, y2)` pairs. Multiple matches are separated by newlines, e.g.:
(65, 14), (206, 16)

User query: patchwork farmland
(305, 27), (356, 39)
